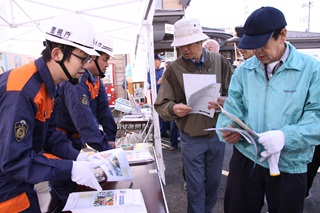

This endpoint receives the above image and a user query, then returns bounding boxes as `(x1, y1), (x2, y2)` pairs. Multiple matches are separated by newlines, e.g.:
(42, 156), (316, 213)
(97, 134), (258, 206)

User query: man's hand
(173, 103), (192, 117)
(221, 125), (241, 144)
(208, 96), (227, 110)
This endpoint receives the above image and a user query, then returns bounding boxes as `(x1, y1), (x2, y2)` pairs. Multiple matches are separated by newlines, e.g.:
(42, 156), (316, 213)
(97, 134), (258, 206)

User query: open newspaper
(183, 73), (221, 118)
(88, 148), (133, 182)
(62, 189), (147, 213)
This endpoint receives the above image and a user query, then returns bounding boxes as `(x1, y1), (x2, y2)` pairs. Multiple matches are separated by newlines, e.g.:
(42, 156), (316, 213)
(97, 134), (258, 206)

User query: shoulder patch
(14, 120), (28, 142)
(81, 94), (88, 106)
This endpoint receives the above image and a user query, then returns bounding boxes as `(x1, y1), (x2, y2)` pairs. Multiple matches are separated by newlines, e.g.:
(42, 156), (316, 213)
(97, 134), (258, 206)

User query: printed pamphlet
(183, 73), (220, 118)
(62, 189), (147, 213)
(204, 104), (259, 163)
(88, 148), (133, 182)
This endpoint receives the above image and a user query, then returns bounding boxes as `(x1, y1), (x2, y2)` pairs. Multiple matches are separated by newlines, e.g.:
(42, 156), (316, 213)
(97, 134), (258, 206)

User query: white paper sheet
(183, 73), (220, 118)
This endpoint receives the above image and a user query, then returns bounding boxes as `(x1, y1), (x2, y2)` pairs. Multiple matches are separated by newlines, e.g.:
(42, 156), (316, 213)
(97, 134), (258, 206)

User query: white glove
(71, 161), (103, 191)
(260, 151), (281, 176)
(259, 151), (270, 162)
(258, 130), (285, 155)
(76, 152), (88, 161)
(268, 152), (281, 176)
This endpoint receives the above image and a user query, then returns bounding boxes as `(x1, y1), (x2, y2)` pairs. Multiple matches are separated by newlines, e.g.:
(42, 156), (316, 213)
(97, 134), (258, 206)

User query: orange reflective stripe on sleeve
(56, 127), (67, 134)
(0, 192), (30, 212)
(42, 153), (61, 160)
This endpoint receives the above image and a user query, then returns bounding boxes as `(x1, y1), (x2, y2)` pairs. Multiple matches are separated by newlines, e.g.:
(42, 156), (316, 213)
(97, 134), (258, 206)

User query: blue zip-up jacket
(0, 58), (78, 212)
(52, 69), (116, 151)
(147, 67), (164, 93)
(217, 43), (320, 174)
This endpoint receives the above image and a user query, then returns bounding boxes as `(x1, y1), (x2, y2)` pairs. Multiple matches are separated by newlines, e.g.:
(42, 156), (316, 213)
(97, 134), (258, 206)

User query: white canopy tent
(0, 0), (148, 56)
(0, 0), (166, 183)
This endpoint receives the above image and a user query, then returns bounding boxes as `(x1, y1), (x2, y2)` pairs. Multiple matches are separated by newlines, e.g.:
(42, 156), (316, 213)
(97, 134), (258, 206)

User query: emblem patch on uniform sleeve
(81, 94), (88, 106)
(14, 120), (28, 142)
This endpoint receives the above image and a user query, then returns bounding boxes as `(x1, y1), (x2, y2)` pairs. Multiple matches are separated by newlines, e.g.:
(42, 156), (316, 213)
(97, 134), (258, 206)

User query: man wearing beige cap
(217, 6), (320, 213)
(154, 17), (233, 212)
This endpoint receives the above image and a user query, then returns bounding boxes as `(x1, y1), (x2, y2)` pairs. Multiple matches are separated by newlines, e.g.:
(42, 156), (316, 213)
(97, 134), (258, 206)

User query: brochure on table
(63, 189), (147, 213)
(88, 148), (133, 182)
(183, 73), (221, 118)
(125, 149), (154, 164)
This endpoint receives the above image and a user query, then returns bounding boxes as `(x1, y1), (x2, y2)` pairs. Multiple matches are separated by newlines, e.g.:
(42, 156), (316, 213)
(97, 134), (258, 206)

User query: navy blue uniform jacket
(53, 69), (116, 151)
(0, 58), (78, 212)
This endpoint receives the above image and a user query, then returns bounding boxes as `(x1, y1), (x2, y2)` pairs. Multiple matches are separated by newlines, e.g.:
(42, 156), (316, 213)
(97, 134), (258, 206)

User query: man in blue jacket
(217, 7), (320, 213)
(52, 33), (117, 152)
(147, 54), (171, 138)
(50, 33), (117, 210)
(0, 14), (102, 213)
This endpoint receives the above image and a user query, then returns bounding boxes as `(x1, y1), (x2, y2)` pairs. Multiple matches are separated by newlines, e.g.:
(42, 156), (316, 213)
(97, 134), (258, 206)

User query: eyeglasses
(71, 53), (92, 64)
(253, 48), (263, 53)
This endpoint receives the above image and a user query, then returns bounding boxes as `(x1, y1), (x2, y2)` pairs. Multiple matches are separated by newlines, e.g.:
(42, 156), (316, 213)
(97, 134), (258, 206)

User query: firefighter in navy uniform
(0, 14), (103, 212)
(53, 33), (117, 152)
(50, 33), (117, 211)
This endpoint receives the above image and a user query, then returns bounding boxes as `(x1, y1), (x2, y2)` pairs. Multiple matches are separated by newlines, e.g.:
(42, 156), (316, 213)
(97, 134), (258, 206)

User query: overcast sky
(185, 0), (320, 33)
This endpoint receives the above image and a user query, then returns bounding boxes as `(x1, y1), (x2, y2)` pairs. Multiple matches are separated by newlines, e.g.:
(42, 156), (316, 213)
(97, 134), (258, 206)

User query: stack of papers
(123, 115), (143, 118)
(120, 116), (148, 122)
(63, 189), (147, 213)
(125, 150), (154, 164)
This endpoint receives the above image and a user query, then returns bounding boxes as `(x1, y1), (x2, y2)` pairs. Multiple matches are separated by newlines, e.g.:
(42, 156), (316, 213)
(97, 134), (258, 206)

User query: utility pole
(302, 2), (314, 32)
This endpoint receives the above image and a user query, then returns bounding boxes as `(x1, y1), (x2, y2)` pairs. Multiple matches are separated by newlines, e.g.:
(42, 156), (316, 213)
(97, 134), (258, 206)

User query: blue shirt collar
(86, 69), (98, 83)
(190, 49), (205, 70)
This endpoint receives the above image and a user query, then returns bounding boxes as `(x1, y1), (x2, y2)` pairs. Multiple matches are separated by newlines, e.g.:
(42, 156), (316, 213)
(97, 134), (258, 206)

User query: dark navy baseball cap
(238, 7), (287, 50)
(226, 26), (245, 44)
(154, 54), (162, 60)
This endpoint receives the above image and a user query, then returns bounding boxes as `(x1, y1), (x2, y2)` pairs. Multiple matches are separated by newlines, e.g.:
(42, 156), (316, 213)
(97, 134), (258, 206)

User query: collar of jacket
(36, 57), (56, 99)
(239, 43), (302, 74)
(86, 69), (99, 84)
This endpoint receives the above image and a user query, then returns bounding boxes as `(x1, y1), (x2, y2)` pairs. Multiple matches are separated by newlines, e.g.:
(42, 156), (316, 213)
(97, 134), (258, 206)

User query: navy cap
(226, 26), (245, 44)
(154, 54), (162, 60)
(238, 7), (287, 50)
(235, 26), (244, 38)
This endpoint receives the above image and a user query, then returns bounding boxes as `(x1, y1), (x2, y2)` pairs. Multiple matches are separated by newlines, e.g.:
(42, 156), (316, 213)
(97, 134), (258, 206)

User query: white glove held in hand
(71, 161), (103, 191)
(76, 152), (88, 161)
(260, 151), (281, 176)
(259, 151), (271, 162)
(268, 152), (281, 176)
(258, 130), (285, 155)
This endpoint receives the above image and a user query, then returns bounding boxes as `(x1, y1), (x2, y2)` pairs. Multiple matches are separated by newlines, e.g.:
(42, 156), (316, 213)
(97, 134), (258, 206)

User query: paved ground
(161, 137), (320, 213)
